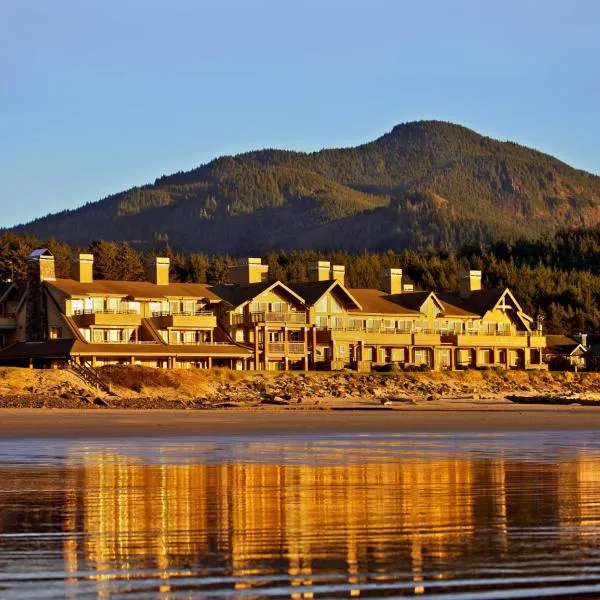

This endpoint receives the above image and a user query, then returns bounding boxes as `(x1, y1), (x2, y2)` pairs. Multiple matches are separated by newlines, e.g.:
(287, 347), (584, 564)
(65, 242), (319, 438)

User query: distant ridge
(13, 121), (600, 252)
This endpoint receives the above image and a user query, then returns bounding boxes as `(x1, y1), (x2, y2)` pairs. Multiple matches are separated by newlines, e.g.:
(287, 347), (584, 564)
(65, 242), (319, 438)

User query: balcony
(0, 315), (16, 330)
(152, 311), (217, 329)
(234, 311), (308, 326)
(73, 309), (142, 327)
(412, 330), (442, 345)
(266, 341), (306, 355)
(450, 330), (531, 348)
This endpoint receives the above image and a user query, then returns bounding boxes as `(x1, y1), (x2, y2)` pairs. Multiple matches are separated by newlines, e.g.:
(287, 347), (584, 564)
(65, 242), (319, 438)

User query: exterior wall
(6, 264), (548, 372)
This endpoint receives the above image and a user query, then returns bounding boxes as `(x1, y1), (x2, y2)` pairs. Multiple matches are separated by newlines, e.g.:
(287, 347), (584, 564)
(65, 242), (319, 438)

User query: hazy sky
(1, 0), (599, 227)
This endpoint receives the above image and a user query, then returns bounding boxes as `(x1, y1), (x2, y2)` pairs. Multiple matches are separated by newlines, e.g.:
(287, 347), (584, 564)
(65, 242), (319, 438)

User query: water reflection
(2, 437), (600, 598)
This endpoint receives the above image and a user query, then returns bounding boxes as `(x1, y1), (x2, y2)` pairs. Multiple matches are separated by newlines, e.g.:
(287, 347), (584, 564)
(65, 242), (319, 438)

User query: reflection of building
(57, 452), (485, 596)
(6, 451), (600, 596)
(0, 249), (546, 371)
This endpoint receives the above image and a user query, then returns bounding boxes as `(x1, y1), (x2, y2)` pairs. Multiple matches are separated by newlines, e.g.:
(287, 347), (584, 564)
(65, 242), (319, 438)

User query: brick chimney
(71, 253), (94, 283)
(459, 270), (482, 299)
(26, 249), (54, 342)
(381, 268), (402, 295)
(147, 257), (170, 285)
(308, 261), (331, 282)
(228, 258), (269, 285)
(330, 264), (345, 285)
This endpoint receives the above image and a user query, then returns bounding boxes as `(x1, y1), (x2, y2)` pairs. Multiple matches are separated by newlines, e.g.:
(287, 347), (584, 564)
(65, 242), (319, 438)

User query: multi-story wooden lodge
(0, 249), (546, 371)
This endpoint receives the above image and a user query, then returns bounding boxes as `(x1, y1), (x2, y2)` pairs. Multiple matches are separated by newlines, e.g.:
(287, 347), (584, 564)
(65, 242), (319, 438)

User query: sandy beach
(0, 404), (599, 439)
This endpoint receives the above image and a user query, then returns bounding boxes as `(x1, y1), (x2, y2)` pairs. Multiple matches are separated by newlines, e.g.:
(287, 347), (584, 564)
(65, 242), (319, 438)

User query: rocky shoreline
(1, 367), (600, 410)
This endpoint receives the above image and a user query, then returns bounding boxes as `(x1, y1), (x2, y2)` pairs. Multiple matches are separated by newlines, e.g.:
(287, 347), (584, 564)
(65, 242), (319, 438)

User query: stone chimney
(27, 248), (55, 282)
(71, 253), (94, 283)
(308, 261), (331, 282)
(26, 249), (54, 342)
(459, 270), (482, 299)
(381, 268), (402, 295)
(330, 265), (345, 285)
(147, 257), (170, 286)
(228, 258), (269, 285)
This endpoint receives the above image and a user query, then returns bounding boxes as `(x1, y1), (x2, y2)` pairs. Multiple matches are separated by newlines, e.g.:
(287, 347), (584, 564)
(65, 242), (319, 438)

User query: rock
(261, 396), (288, 405)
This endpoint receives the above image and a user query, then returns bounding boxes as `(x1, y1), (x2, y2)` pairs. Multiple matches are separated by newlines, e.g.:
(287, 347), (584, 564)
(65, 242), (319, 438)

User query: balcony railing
(74, 309), (139, 315)
(152, 310), (214, 317)
(288, 342), (306, 354)
(234, 311), (308, 325)
(267, 342), (285, 353)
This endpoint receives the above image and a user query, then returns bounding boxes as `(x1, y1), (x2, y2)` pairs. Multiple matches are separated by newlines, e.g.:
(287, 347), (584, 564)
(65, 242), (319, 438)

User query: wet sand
(0, 404), (599, 439)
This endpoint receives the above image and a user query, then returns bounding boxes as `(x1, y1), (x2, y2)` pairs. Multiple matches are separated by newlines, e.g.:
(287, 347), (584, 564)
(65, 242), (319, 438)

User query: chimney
(71, 253), (94, 283)
(381, 268), (402, 295)
(26, 249), (54, 342)
(27, 248), (55, 282)
(403, 283), (414, 292)
(308, 261), (331, 282)
(228, 258), (269, 285)
(147, 257), (170, 285)
(330, 264), (345, 285)
(459, 270), (482, 299)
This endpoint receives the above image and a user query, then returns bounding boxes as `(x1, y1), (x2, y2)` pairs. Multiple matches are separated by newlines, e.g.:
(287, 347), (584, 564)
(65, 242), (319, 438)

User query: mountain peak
(11, 122), (600, 254)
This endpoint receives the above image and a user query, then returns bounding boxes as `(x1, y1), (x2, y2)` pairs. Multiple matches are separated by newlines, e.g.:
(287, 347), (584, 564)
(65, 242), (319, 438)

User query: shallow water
(2, 431), (600, 598)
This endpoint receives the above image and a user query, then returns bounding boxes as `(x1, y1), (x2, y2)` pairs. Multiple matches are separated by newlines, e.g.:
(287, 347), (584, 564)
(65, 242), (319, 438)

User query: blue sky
(1, 0), (599, 227)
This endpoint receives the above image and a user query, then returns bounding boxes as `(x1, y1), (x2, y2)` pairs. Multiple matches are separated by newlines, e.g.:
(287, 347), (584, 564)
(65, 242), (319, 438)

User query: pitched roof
(289, 280), (362, 309)
(544, 335), (585, 356)
(48, 279), (222, 301)
(210, 281), (305, 308)
(0, 340), (252, 360)
(347, 289), (422, 315)
(436, 289), (506, 317)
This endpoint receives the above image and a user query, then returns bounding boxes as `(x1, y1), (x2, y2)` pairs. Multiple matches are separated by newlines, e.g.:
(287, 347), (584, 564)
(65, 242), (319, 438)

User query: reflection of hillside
(58, 454), (485, 594)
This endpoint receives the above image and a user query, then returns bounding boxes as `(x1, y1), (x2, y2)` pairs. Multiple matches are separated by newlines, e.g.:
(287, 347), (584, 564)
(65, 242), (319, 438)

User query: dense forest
(10, 121), (600, 253)
(1, 228), (599, 336)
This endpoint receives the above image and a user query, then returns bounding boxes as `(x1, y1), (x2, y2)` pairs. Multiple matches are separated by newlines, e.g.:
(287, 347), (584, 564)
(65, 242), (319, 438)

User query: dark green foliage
(10, 121), (600, 252)
(3, 227), (600, 335)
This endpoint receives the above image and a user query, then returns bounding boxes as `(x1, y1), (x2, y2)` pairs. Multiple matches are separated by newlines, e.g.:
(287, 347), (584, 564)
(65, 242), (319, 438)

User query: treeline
(1, 228), (600, 335)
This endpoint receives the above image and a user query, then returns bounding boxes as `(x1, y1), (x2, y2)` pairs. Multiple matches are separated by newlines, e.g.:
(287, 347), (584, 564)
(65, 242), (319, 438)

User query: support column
(254, 326), (260, 370)
(358, 340), (364, 362)
(207, 356), (212, 369)
(284, 326), (289, 363)
(311, 326), (317, 370)
(263, 325), (268, 371)
(303, 326), (308, 370)
(474, 347), (480, 368)
(130, 356), (135, 365)
(433, 347), (439, 371)
(505, 349), (510, 370)
(91, 356), (97, 368)
(490, 348), (496, 366)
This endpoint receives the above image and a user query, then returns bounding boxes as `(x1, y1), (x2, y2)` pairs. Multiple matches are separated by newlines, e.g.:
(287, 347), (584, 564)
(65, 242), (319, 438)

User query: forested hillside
(11, 121), (600, 253)
(2, 227), (600, 335)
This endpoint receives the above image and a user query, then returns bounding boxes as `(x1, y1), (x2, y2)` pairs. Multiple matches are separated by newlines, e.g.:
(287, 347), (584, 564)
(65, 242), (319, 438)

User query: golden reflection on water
(56, 452), (481, 596)
(5, 444), (600, 597)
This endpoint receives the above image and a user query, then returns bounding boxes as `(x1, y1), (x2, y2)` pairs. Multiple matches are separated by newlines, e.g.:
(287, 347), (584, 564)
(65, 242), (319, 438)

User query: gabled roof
(210, 280), (305, 309)
(545, 335), (586, 356)
(48, 279), (223, 301)
(289, 280), (362, 310)
(347, 289), (422, 316)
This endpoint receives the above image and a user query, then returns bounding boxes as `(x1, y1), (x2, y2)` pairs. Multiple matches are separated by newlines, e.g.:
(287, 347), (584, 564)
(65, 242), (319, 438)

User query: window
(250, 301), (267, 313)
(270, 302), (287, 313)
(331, 316), (344, 329)
(49, 327), (62, 339)
(316, 316), (328, 329)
